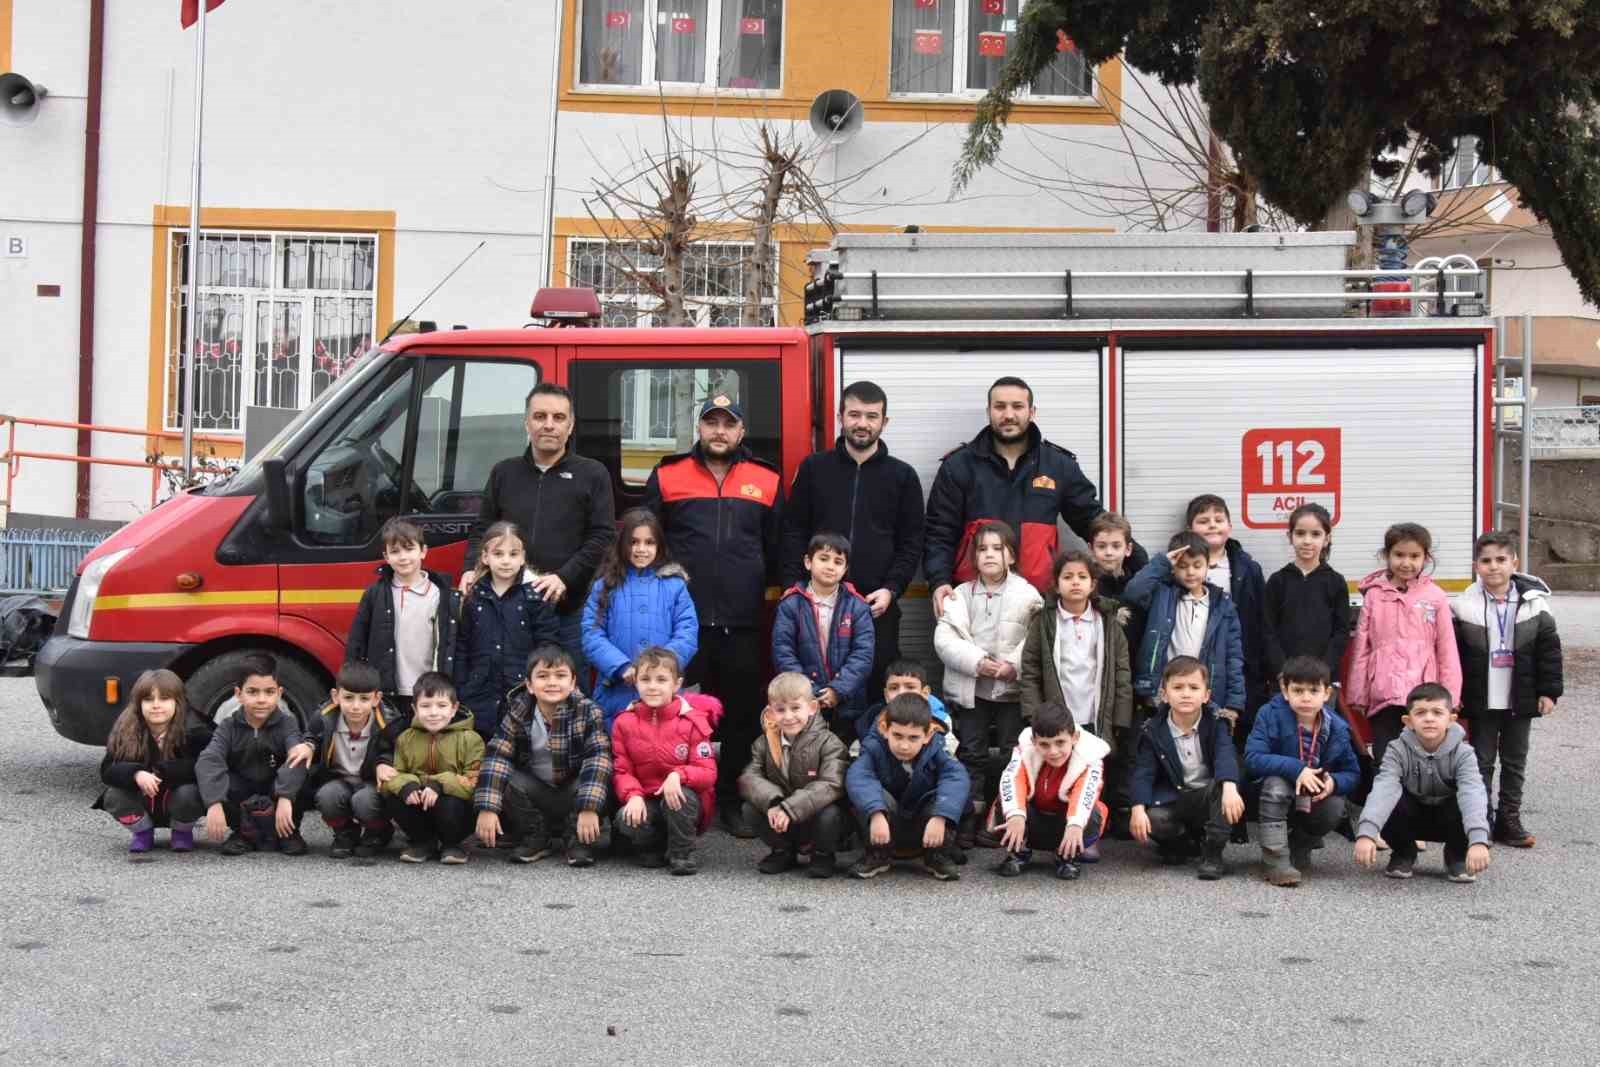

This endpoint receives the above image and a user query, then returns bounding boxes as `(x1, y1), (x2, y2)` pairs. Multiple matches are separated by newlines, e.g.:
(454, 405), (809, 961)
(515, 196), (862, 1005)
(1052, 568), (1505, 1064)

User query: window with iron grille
(567, 237), (776, 447)
(165, 231), (378, 434)
(890, 0), (1094, 99)
(1435, 135), (1500, 191)
(577, 0), (784, 91)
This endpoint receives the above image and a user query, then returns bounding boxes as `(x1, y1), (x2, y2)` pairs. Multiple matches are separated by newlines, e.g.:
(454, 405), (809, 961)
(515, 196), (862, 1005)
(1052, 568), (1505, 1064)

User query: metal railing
(1530, 405), (1600, 457)
(0, 527), (111, 593)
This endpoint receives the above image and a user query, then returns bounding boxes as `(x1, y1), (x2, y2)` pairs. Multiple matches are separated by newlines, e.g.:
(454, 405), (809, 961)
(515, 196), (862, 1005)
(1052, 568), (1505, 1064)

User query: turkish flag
(180, 0), (226, 28)
(977, 31), (1006, 57)
(605, 9), (631, 28)
(740, 16), (765, 35)
(1056, 28), (1078, 53)
(671, 16), (696, 33)
(980, 0), (1004, 14)
(914, 0), (937, 8)
(912, 29), (943, 54)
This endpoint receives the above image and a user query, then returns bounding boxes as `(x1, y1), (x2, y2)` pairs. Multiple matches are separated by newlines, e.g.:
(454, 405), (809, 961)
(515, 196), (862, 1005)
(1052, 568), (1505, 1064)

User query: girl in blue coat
(581, 508), (699, 729)
(454, 521), (560, 738)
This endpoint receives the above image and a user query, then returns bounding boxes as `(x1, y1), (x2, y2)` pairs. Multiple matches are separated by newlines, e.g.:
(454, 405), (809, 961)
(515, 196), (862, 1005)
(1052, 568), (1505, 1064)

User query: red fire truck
(36, 232), (1502, 744)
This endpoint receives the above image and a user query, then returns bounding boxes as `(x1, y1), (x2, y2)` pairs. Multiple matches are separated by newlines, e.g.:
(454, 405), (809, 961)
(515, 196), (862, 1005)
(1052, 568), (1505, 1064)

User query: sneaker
(718, 806), (755, 839)
(1078, 841), (1101, 864)
(278, 832), (309, 857)
(924, 850), (961, 882)
(439, 846), (469, 865)
(995, 854), (1027, 878)
(565, 844), (596, 868)
(1196, 842), (1227, 881)
(354, 830), (391, 859)
(1494, 815), (1536, 849)
(328, 829), (360, 860)
(511, 839), (554, 864)
(757, 848), (797, 875)
(668, 854), (698, 876)
(219, 832), (256, 857)
(1384, 854), (1415, 880)
(806, 852), (836, 880)
(1290, 847), (1314, 876)
(850, 848), (893, 879)
(169, 826), (195, 852)
(636, 851), (669, 869)
(1445, 859), (1477, 884)
(398, 844), (434, 864)
(128, 828), (154, 854)
(972, 825), (1005, 849)
(1054, 858), (1082, 881)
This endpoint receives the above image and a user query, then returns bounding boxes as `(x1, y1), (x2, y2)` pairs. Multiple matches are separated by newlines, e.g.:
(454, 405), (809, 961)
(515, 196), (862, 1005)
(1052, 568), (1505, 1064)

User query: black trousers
(1012, 802), (1105, 860)
(1257, 775), (1345, 847)
(218, 773), (304, 833)
(1466, 709), (1534, 819)
(865, 600), (902, 704)
(1145, 782), (1231, 847)
(854, 790), (950, 851)
(504, 770), (611, 849)
(613, 791), (701, 857)
(952, 697), (1023, 806)
(100, 784), (205, 828)
(1381, 791), (1469, 864)
(687, 625), (765, 802)
(384, 793), (474, 847)
(743, 800), (844, 854)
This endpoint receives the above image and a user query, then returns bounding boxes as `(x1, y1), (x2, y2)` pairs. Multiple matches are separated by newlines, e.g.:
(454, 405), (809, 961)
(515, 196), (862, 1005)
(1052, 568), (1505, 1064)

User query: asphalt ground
(5, 599), (1600, 1064)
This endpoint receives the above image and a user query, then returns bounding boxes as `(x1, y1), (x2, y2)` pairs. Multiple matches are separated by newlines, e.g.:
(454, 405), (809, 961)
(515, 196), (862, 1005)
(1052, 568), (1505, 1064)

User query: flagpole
(181, 0), (208, 483)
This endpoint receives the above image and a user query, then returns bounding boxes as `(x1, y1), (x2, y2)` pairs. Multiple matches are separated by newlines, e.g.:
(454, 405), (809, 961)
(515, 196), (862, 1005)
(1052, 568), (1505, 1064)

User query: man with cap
(643, 393), (784, 837)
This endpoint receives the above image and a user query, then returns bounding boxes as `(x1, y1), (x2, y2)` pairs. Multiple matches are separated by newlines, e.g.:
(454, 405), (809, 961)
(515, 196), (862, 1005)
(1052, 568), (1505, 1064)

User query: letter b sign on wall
(1241, 427), (1341, 528)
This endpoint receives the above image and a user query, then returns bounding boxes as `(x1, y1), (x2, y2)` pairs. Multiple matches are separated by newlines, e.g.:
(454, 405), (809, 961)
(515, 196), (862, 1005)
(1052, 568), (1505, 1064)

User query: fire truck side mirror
(262, 457), (291, 532)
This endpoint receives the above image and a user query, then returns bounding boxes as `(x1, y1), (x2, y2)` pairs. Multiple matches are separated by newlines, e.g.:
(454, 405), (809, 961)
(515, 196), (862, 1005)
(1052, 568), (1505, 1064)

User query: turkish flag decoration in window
(913, 29), (944, 54)
(605, 9), (631, 28)
(977, 31), (1006, 57)
(1056, 28), (1078, 52)
(740, 16), (765, 35)
(914, 0), (937, 8)
(980, 0), (1004, 14)
(671, 15), (697, 33)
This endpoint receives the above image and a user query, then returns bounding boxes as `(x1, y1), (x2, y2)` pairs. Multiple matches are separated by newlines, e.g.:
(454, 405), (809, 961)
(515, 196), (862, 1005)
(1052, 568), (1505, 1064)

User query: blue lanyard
(1486, 591), (1513, 651)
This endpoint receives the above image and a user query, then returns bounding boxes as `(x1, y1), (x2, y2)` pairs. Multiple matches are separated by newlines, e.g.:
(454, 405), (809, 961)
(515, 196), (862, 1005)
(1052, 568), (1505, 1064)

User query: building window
(1436, 135), (1500, 190)
(890, 0), (1094, 98)
(165, 231), (377, 433)
(577, 0), (784, 91)
(566, 238), (777, 328)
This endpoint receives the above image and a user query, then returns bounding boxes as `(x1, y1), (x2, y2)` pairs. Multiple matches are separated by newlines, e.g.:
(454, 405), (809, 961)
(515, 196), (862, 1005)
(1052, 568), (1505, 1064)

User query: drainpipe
(76, 0), (105, 518)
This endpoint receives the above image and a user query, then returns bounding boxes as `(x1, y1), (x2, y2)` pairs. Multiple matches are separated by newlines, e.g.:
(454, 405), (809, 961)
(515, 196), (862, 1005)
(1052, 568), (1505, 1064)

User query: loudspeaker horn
(808, 89), (864, 145)
(0, 72), (49, 127)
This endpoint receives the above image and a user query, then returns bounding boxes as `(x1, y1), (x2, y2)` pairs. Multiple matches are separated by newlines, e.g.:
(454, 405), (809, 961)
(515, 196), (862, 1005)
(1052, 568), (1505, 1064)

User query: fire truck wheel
(185, 650), (327, 729)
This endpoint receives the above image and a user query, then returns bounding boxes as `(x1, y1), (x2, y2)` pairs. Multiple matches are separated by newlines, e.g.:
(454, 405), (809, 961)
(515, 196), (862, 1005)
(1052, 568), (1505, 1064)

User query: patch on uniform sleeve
(1031, 474), (1057, 490)
(696, 741), (714, 759)
(674, 743), (690, 760)
(740, 483), (765, 500)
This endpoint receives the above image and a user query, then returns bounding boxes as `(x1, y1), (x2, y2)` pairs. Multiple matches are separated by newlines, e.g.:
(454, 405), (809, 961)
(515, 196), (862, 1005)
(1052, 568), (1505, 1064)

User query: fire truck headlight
(68, 549), (131, 639)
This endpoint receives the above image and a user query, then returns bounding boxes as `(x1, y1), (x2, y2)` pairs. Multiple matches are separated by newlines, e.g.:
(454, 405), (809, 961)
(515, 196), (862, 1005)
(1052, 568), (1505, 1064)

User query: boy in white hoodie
(989, 700), (1109, 880)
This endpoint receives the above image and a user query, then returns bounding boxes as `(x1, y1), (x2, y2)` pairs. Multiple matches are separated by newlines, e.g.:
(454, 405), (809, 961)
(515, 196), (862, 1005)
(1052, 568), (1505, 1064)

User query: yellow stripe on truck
(94, 590), (279, 611)
(280, 588), (366, 606)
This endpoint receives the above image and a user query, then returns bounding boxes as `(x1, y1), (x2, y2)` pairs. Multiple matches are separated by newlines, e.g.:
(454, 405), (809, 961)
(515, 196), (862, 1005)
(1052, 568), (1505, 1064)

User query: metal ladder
(1493, 315), (1534, 558)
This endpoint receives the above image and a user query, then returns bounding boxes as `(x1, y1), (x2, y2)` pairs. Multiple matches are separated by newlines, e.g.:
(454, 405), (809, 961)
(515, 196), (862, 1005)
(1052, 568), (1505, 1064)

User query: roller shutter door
(1121, 346), (1480, 585)
(838, 346), (1103, 664)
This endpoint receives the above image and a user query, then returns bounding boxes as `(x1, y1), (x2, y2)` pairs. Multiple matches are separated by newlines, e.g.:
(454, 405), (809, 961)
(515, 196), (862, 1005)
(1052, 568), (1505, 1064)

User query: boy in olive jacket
(738, 672), (850, 879)
(380, 671), (484, 865)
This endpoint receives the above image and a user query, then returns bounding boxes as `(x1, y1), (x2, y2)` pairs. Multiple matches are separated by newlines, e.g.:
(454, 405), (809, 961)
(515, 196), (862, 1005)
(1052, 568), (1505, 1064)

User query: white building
(0, 0), (1213, 521)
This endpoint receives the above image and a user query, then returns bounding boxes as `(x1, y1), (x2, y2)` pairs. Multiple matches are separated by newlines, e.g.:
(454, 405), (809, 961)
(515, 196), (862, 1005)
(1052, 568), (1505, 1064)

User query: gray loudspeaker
(808, 89), (864, 144)
(0, 72), (48, 127)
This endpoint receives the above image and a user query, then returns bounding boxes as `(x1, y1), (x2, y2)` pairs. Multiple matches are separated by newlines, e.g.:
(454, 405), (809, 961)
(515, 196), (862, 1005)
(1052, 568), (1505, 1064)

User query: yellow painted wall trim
(145, 205), (398, 447)
(557, 0), (1121, 126)
(0, 0), (12, 73)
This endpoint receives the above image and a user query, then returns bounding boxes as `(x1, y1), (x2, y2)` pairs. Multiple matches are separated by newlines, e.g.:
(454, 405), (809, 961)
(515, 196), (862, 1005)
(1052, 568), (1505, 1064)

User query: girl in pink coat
(1345, 522), (1463, 767)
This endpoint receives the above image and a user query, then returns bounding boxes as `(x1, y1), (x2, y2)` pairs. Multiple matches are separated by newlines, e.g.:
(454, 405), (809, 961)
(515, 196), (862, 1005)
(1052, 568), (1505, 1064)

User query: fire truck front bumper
(34, 635), (194, 746)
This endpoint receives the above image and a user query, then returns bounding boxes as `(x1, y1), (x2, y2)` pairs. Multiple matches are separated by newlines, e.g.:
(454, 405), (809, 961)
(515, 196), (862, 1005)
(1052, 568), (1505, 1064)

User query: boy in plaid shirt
(474, 643), (613, 867)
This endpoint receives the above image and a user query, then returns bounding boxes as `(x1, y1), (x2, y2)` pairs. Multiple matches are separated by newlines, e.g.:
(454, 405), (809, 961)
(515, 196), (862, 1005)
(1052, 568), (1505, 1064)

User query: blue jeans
(557, 610), (589, 692)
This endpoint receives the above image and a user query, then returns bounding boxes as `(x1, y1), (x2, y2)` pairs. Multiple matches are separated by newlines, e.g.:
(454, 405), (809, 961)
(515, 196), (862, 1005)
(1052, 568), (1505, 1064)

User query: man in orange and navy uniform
(643, 395), (784, 837)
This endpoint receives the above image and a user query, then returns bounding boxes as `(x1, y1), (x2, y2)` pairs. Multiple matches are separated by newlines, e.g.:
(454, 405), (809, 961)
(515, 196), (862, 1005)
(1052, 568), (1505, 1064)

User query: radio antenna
(380, 240), (487, 343)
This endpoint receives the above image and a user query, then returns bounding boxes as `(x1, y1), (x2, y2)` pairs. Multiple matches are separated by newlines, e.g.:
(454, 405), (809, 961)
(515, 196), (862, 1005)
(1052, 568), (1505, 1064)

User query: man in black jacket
(463, 383), (616, 681)
(781, 380), (924, 704)
(925, 376), (1113, 615)
(643, 394), (784, 836)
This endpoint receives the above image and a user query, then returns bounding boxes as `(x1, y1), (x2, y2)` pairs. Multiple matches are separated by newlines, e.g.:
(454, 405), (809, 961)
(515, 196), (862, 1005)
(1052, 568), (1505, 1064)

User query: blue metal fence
(0, 528), (113, 593)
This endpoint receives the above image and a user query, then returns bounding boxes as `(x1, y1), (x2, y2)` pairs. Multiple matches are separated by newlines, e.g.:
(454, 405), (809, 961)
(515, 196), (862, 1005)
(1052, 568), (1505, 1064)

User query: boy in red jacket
(611, 646), (723, 875)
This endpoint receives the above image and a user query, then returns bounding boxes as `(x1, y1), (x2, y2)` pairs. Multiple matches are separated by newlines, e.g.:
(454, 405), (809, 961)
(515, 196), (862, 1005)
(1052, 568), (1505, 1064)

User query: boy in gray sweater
(1354, 682), (1492, 883)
